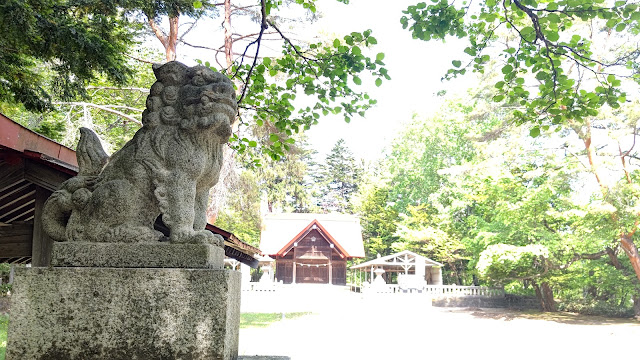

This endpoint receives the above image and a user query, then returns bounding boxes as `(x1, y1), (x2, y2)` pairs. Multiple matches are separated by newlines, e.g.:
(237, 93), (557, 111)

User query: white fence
(355, 284), (505, 297)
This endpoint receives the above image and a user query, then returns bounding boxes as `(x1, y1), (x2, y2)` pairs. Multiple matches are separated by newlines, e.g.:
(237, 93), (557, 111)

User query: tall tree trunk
(541, 282), (557, 312)
(223, 0), (233, 69)
(533, 281), (556, 312)
(148, 15), (180, 62)
(633, 295), (640, 319)
(621, 234), (640, 282)
(166, 16), (179, 61)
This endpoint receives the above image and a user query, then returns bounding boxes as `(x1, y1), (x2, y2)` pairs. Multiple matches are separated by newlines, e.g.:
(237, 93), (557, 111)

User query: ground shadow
(446, 307), (640, 326)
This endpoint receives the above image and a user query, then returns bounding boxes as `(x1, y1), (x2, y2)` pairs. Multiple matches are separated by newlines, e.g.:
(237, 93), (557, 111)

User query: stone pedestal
(7, 242), (241, 360)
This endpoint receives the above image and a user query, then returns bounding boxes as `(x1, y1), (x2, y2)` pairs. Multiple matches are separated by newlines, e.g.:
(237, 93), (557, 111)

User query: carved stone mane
(42, 61), (237, 245)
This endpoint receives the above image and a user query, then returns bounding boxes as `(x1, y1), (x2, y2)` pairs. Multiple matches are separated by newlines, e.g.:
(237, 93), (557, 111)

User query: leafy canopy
(401, 0), (640, 136)
(226, 28), (387, 161)
(0, 0), (139, 111)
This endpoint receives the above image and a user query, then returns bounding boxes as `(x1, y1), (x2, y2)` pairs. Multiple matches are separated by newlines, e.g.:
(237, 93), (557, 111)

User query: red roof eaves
(0, 112), (77, 167)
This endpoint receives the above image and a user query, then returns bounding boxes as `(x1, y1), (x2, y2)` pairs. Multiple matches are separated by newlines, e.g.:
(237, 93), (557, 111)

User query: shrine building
(260, 213), (365, 285)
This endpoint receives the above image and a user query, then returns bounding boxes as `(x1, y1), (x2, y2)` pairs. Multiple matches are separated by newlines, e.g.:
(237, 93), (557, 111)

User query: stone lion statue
(42, 61), (237, 245)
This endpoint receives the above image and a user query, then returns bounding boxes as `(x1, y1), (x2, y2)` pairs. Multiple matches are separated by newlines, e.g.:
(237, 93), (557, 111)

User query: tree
(214, 170), (262, 246)
(2, 0), (389, 222)
(358, 186), (400, 259)
(433, 119), (640, 313)
(246, 133), (318, 213)
(2, 0), (389, 160)
(403, 0), (640, 315)
(0, 0), (138, 112)
(316, 139), (362, 213)
(402, 0), (639, 131)
(385, 102), (481, 214)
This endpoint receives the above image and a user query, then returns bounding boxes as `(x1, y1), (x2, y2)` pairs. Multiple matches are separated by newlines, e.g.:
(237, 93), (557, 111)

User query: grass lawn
(0, 313), (7, 360)
(240, 312), (311, 328)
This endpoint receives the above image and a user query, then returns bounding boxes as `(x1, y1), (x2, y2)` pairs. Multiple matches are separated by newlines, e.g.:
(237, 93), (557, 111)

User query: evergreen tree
(0, 0), (140, 111)
(317, 139), (362, 213)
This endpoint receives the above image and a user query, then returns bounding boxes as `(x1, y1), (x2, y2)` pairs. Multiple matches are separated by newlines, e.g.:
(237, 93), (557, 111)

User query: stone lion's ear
(153, 61), (188, 85)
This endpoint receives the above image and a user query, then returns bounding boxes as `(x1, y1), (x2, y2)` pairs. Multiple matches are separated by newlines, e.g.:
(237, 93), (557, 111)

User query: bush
(557, 300), (635, 318)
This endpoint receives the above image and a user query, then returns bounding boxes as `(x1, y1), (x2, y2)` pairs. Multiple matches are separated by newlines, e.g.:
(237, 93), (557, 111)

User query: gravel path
(239, 286), (640, 360)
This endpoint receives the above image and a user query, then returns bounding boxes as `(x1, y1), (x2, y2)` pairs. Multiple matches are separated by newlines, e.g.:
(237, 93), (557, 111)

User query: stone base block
(51, 242), (224, 269)
(7, 266), (241, 360)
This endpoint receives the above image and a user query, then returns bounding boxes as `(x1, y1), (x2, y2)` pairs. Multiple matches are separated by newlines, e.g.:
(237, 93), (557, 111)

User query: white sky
(303, 0), (470, 162)
(167, 0), (471, 162)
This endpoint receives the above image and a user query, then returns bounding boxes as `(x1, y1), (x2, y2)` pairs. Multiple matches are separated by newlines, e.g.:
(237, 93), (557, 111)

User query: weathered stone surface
(51, 241), (224, 269)
(41, 61), (237, 245)
(6, 267), (241, 360)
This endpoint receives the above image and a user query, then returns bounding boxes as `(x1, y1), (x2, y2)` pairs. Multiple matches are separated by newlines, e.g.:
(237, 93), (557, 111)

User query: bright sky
(300, 0), (473, 162)
(172, 0), (471, 162)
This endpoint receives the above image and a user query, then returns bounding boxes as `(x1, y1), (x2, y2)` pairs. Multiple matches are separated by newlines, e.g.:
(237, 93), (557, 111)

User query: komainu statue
(42, 61), (237, 245)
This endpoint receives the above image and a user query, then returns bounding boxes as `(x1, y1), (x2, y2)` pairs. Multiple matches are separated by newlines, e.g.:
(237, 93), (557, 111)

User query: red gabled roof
(274, 219), (351, 258)
(0, 112), (77, 169)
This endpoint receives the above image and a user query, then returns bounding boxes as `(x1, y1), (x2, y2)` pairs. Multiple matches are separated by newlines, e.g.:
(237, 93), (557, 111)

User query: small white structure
(351, 250), (443, 291)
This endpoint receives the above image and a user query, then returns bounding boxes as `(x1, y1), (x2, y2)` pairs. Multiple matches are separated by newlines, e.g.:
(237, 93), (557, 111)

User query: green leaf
(375, 78), (383, 87)
(263, 57), (271, 66)
(546, 31), (559, 42)
(536, 71), (547, 80)
(353, 76), (362, 85)
(344, 35), (354, 45)
(269, 134), (279, 142)
(502, 64), (514, 74)
(547, 13), (560, 24)
(352, 46), (362, 56)
(333, 38), (341, 48)
(530, 126), (540, 137)
(193, 1), (203, 9)
(452, 60), (462, 68)
(248, 141), (257, 147)
(376, 52), (385, 62)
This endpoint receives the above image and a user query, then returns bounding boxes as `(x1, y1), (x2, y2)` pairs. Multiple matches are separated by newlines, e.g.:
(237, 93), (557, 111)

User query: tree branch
(236, 0), (268, 104)
(86, 86), (150, 94)
(148, 18), (168, 47)
(124, 53), (156, 65)
(54, 102), (142, 125)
